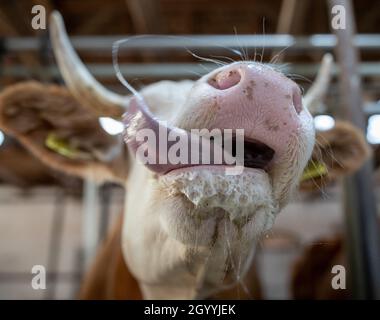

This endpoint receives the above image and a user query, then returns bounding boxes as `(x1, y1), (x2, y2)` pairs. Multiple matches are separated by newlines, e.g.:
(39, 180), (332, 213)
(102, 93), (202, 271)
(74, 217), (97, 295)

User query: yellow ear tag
(301, 161), (328, 182)
(45, 133), (81, 160)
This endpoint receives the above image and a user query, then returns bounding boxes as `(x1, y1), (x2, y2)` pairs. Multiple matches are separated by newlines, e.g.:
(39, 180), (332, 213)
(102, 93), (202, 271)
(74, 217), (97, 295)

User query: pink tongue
(122, 98), (236, 175)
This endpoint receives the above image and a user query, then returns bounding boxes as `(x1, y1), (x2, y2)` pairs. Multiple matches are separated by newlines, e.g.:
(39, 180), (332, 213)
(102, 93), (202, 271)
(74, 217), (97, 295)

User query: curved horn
(49, 11), (128, 118)
(304, 53), (333, 115)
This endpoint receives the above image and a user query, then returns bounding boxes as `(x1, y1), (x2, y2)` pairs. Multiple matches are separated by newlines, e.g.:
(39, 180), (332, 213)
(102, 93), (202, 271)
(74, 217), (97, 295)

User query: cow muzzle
(122, 62), (312, 178)
(176, 62), (308, 165)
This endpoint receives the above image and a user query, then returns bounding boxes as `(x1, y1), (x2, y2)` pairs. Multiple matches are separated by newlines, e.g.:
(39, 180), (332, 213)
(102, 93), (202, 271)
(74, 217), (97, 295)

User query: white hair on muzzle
(159, 168), (277, 230)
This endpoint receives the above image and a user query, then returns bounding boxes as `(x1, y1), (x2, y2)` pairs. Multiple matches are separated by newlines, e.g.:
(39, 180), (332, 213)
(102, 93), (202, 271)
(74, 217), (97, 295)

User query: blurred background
(0, 0), (379, 299)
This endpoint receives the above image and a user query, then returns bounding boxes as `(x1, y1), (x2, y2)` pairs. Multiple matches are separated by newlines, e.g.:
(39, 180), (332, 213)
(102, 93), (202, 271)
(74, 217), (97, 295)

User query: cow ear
(300, 120), (371, 191)
(0, 81), (128, 185)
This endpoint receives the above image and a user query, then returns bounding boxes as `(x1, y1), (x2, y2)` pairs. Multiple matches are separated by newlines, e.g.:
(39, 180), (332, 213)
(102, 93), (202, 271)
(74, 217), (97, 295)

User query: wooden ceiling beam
(74, 7), (117, 35)
(0, 8), (43, 80)
(125, 0), (164, 34)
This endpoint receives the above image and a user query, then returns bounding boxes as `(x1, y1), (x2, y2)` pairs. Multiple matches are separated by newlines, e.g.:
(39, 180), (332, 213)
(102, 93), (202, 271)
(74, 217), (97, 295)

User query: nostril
(208, 69), (242, 90)
(292, 87), (303, 114)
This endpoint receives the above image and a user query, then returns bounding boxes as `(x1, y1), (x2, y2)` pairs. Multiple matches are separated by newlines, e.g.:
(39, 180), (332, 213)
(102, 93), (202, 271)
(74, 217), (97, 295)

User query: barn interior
(0, 0), (379, 300)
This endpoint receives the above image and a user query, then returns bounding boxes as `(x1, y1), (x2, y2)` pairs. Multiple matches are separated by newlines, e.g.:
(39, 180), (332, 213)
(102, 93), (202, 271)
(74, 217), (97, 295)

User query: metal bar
(98, 184), (112, 243)
(328, 0), (380, 299)
(82, 179), (100, 270)
(2, 34), (380, 52)
(45, 189), (66, 299)
(3, 62), (380, 78)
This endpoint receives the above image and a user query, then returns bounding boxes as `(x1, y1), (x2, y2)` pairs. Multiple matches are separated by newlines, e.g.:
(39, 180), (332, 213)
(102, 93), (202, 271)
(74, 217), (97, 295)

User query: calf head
(0, 12), (370, 299)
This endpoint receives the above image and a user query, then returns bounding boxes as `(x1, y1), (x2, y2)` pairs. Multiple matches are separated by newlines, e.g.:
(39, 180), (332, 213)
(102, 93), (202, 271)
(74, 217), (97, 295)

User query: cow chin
(156, 167), (277, 248)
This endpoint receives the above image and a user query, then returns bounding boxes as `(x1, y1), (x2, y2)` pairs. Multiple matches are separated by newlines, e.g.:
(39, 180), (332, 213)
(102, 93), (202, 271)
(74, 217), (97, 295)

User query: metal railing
(2, 34), (380, 52)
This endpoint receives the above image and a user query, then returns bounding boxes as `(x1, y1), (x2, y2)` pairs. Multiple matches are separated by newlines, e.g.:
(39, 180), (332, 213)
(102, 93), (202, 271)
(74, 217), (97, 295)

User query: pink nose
(202, 62), (306, 162)
(209, 69), (242, 90)
(209, 64), (303, 115)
